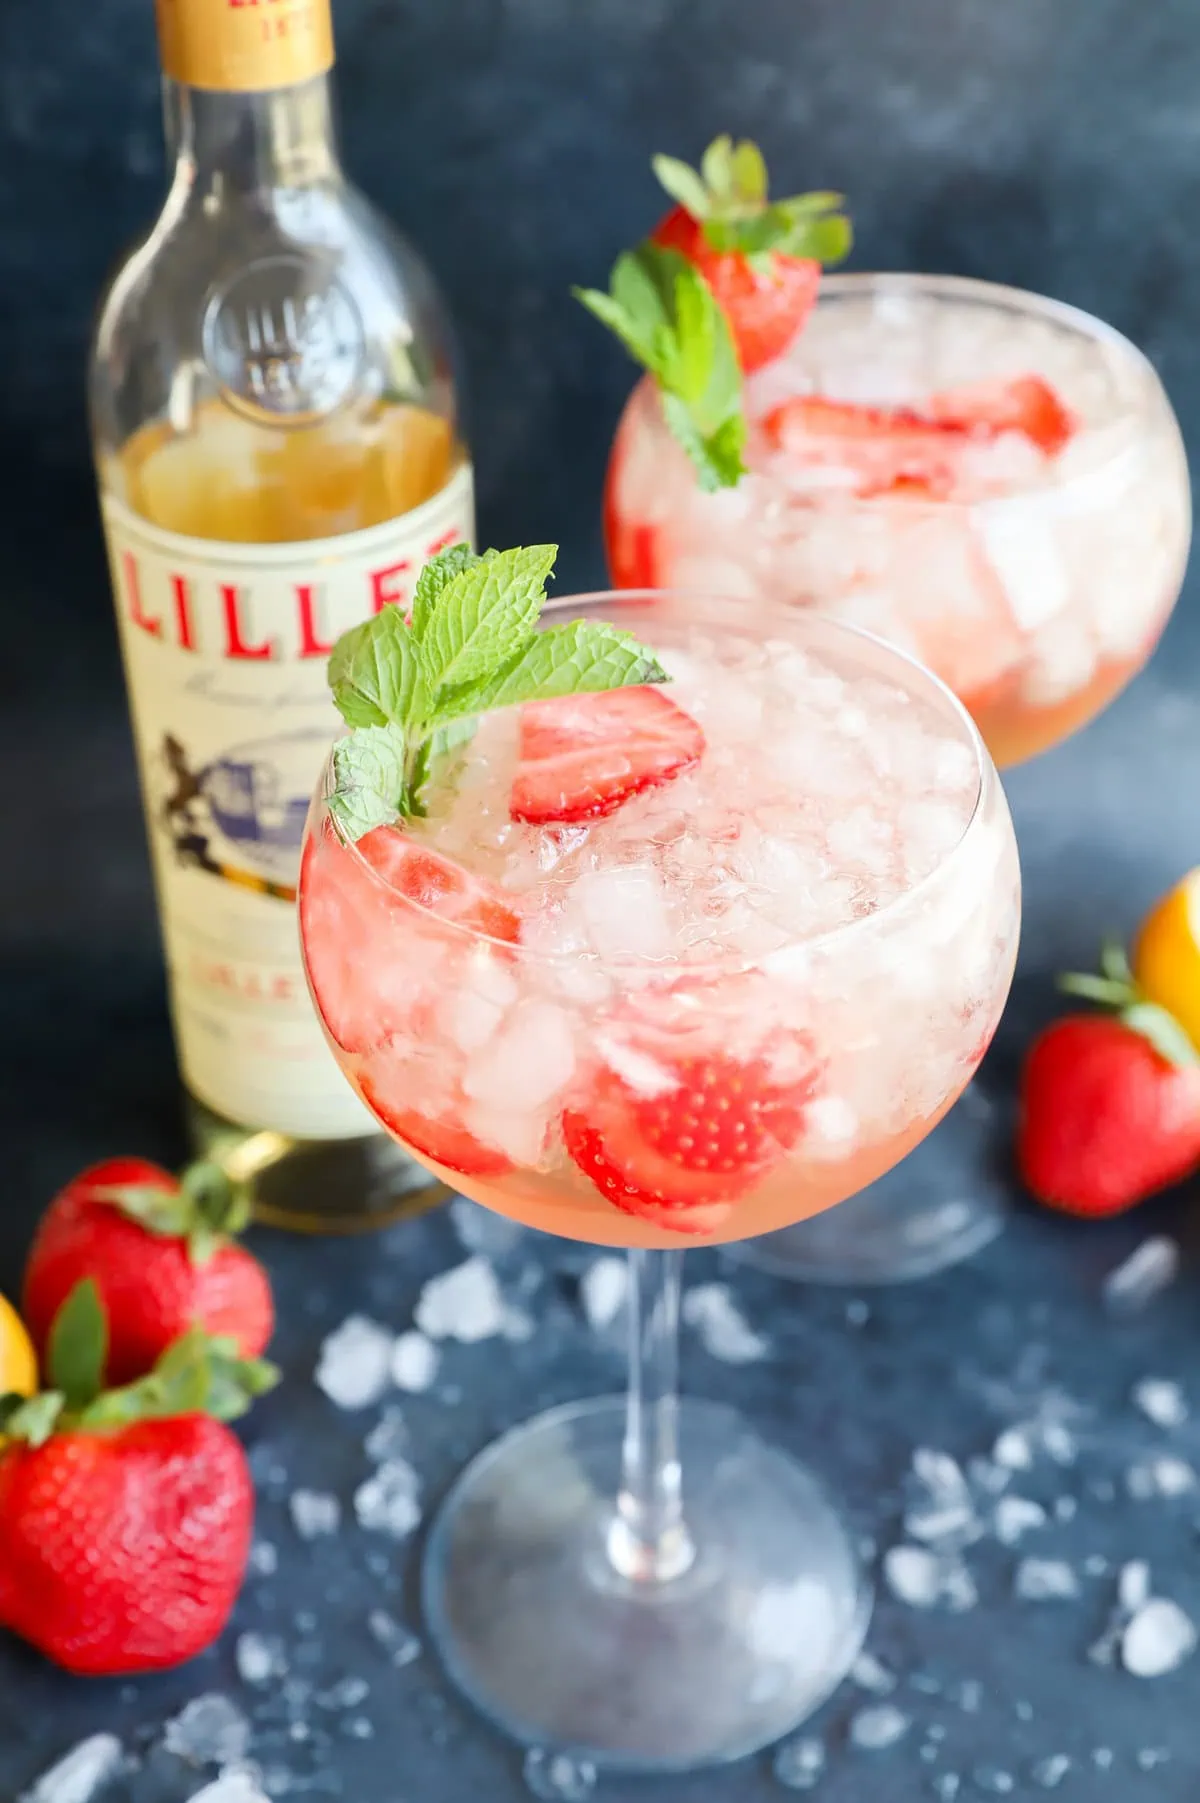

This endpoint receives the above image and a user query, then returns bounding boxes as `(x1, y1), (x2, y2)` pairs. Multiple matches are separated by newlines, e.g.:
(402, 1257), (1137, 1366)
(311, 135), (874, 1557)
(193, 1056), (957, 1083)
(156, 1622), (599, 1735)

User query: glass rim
(320, 590), (1000, 971)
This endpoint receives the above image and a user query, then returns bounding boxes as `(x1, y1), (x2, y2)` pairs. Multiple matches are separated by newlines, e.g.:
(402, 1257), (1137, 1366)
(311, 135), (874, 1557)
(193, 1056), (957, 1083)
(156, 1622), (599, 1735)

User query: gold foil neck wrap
(155, 0), (334, 93)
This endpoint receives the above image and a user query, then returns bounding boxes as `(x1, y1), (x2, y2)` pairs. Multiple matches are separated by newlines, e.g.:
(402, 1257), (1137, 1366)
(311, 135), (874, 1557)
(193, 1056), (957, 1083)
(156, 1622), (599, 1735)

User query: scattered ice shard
(953, 1678), (983, 1714)
(905, 1449), (979, 1546)
(772, 1735), (826, 1790)
(1119, 1560), (1152, 1612)
(883, 1544), (942, 1607)
(1127, 1455), (1197, 1500)
(992, 1427), (1034, 1471)
(1122, 1598), (1198, 1677)
(973, 1767), (1014, 1793)
(236, 1632), (288, 1686)
(315, 1315), (395, 1410)
(315, 1676), (370, 1710)
(354, 1458), (421, 1539)
(415, 1258), (507, 1342)
(1102, 1236), (1179, 1313)
(579, 1256), (627, 1330)
(1136, 1748), (1170, 1770)
(1030, 1754), (1070, 1789)
(522, 1748), (597, 1801)
(391, 1330), (439, 1392)
(1014, 1558), (1079, 1602)
(20, 1735), (123, 1803)
(1092, 1747), (1114, 1770)
(1132, 1377), (1188, 1429)
(849, 1704), (910, 1750)
(1040, 1423), (1076, 1466)
(450, 1196), (525, 1261)
(933, 1774), (961, 1799)
(681, 1284), (768, 1364)
(851, 1650), (896, 1694)
(290, 1489), (341, 1538)
(367, 1608), (422, 1667)
(163, 1694), (251, 1767)
(188, 1777), (270, 1803)
(365, 1405), (410, 1465)
(993, 1496), (1047, 1545)
(248, 1540), (278, 1577)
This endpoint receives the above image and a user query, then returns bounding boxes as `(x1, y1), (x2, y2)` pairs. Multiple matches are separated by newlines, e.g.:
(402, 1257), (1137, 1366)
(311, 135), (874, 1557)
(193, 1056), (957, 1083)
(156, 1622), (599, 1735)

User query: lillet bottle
(89, 0), (473, 1230)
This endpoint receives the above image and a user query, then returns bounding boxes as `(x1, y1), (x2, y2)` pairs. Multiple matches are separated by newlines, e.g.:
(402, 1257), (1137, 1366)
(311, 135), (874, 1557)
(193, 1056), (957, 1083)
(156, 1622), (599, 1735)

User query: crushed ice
(315, 1315), (395, 1410)
(992, 1496), (1047, 1545)
(883, 1544), (975, 1611)
(1103, 1236), (1179, 1312)
(289, 1490), (341, 1539)
(450, 1196), (526, 1261)
(367, 1608), (422, 1667)
(189, 1778), (270, 1803)
(391, 1330), (439, 1392)
(904, 1449), (980, 1547)
(236, 1632), (288, 1687)
(365, 1405), (410, 1465)
(522, 1748), (597, 1801)
(681, 1284), (768, 1363)
(849, 1704), (910, 1750)
(1122, 1598), (1197, 1677)
(20, 1736), (123, 1803)
(772, 1735), (825, 1790)
(415, 1258), (507, 1342)
(1014, 1558), (1079, 1602)
(162, 1695), (251, 1768)
(354, 1459), (421, 1538)
(579, 1256), (628, 1331)
(850, 1650), (896, 1694)
(1132, 1377), (1187, 1429)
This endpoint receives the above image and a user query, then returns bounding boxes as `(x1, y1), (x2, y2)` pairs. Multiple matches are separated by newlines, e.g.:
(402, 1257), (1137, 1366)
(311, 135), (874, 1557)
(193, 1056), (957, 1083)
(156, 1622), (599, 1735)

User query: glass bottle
(89, 0), (474, 1231)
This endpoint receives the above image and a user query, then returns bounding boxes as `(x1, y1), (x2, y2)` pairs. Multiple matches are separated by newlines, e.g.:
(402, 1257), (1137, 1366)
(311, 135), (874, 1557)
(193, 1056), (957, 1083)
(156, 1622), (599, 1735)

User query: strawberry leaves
(90, 1161), (251, 1265)
(654, 135), (851, 267)
(326, 543), (669, 837)
(1059, 940), (1200, 1069)
(0, 1282), (279, 1447)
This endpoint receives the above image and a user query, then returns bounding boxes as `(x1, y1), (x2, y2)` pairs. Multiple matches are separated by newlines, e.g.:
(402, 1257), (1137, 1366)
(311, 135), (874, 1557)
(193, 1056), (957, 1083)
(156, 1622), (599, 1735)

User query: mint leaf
(440, 620), (668, 718)
(419, 543), (557, 694)
(328, 725), (408, 840)
(661, 392), (747, 491)
(411, 541), (481, 640)
(328, 607), (428, 731)
(47, 1279), (108, 1408)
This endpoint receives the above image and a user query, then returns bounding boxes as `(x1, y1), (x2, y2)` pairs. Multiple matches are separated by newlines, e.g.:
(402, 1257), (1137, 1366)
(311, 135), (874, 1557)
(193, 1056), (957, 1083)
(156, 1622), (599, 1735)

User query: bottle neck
(163, 74), (341, 201)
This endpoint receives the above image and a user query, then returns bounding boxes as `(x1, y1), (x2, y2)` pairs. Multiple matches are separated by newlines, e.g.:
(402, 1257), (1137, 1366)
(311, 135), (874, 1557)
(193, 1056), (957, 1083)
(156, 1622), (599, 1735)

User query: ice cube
(315, 1676), (369, 1710)
(367, 1608), (422, 1667)
(1119, 1560), (1152, 1612)
(772, 1735), (826, 1790)
(236, 1631), (288, 1687)
(883, 1544), (942, 1607)
(681, 1284), (768, 1364)
(1031, 1755), (1071, 1789)
(450, 1196), (525, 1260)
(188, 1778), (270, 1803)
(992, 1496), (1047, 1545)
(1122, 1598), (1197, 1677)
(315, 1315), (395, 1410)
(463, 997), (577, 1113)
(391, 1330), (439, 1392)
(354, 1458), (421, 1539)
(446, 961), (519, 1053)
(248, 1540), (278, 1576)
(290, 1489), (341, 1538)
(365, 1406), (410, 1465)
(1132, 1377), (1188, 1429)
(1014, 1558), (1079, 1602)
(804, 1095), (860, 1158)
(1103, 1236), (1179, 1313)
(1021, 612), (1098, 706)
(163, 1695), (251, 1768)
(905, 1449), (978, 1546)
(573, 865), (674, 963)
(851, 1651), (896, 1694)
(522, 1749), (598, 1802)
(20, 1735), (123, 1803)
(415, 1258), (506, 1343)
(849, 1704), (910, 1750)
(992, 1427), (1034, 1471)
(973, 499), (1071, 631)
(580, 1256), (628, 1330)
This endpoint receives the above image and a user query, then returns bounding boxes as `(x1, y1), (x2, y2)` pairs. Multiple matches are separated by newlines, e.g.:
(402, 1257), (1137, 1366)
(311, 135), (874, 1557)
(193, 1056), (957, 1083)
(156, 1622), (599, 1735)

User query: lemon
(0, 1292), (36, 1398)
(1133, 867), (1200, 1054)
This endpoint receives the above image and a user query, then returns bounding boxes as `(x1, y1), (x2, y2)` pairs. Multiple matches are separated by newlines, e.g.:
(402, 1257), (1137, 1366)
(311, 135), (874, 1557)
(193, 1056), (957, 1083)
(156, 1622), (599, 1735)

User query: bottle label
(155, 0), (335, 94)
(101, 461), (475, 1140)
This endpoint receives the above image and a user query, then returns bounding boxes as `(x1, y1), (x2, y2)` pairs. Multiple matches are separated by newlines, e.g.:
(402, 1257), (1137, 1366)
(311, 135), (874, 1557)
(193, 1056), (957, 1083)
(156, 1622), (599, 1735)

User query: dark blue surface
(1, 0), (1200, 1796)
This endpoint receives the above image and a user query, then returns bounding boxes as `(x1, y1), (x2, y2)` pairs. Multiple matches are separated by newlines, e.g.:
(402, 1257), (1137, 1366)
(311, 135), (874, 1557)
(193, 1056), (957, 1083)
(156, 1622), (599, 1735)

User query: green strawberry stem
(90, 1134), (289, 1263)
(325, 542), (669, 838)
(1059, 938), (1200, 1068)
(0, 1280), (279, 1447)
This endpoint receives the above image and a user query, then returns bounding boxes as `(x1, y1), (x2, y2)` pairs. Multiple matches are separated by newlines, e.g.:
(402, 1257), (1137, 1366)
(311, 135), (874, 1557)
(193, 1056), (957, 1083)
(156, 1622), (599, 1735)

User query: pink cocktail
(299, 588), (1019, 1769)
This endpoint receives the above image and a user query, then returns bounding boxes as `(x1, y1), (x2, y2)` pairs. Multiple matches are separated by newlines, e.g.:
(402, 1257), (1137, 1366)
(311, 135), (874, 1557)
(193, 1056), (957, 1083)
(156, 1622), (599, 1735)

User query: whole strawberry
(23, 1156), (274, 1384)
(576, 136), (850, 490)
(1017, 943), (1200, 1216)
(0, 1281), (277, 1675)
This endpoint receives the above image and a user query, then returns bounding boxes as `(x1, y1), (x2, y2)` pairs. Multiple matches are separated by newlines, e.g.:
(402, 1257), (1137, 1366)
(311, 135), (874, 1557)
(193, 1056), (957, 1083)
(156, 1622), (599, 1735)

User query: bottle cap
(155, 0), (334, 94)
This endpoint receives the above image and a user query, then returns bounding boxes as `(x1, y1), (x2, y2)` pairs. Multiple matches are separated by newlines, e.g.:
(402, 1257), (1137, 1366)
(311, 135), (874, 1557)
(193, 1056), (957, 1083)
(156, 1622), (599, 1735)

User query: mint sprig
(326, 543), (669, 838)
(576, 245), (746, 491)
(576, 134), (850, 490)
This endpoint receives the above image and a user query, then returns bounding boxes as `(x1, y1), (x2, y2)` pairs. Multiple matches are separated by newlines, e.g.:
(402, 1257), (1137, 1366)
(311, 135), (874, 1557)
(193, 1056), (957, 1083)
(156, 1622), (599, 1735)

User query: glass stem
(607, 1248), (696, 1584)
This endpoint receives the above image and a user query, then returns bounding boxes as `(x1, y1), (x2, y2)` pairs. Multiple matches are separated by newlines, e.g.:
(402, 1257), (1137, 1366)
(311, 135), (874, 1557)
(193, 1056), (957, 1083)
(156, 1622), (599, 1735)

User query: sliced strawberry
(358, 1046), (513, 1180)
(764, 395), (968, 499)
(510, 688), (705, 825)
(603, 453), (660, 591)
(926, 375), (1076, 455)
(299, 819), (520, 1054)
(564, 1043), (819, 1232)
(652, 206), (823, 375)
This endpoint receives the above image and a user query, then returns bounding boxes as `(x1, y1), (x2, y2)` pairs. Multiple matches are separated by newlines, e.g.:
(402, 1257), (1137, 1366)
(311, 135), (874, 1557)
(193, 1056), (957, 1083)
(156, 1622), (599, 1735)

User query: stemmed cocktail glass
(605, 274), (1189, 1282)
(299, 589), (1020, 1768)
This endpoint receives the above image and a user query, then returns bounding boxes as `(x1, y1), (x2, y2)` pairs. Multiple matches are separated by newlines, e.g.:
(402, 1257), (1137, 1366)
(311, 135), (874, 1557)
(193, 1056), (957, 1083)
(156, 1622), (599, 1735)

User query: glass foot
(422, 1396), (870, 1773)
(726, 1085), (1008, 1286)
